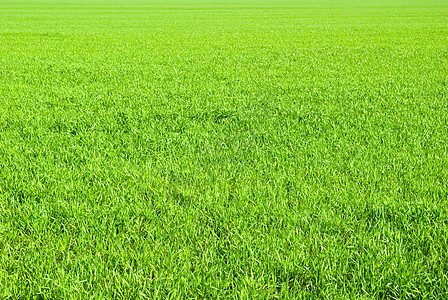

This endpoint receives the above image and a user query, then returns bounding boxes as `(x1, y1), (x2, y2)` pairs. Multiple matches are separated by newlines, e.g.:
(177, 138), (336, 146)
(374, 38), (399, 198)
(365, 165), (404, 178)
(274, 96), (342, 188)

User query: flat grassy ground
(1, 0), (447, 298)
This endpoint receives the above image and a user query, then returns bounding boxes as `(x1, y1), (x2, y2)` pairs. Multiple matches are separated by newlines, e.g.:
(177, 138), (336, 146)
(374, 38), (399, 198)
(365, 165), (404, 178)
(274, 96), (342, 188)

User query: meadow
(0, 0), (447, 298)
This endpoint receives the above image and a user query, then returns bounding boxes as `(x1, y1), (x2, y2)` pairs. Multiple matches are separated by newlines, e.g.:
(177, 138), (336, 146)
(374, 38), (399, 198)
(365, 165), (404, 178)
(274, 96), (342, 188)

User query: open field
(1, 0), (447, 298)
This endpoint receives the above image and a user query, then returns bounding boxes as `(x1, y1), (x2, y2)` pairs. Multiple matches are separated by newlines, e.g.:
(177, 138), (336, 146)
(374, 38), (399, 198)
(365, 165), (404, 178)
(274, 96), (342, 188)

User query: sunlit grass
(0, 0), (447, 298)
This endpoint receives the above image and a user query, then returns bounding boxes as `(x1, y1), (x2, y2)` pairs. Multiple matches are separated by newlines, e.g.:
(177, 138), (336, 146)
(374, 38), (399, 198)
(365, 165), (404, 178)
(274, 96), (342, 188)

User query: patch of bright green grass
(0, 0), (447, 298)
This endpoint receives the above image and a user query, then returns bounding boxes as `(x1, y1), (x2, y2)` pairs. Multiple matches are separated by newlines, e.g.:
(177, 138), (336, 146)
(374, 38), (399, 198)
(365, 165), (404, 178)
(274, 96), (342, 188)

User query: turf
(0, 0), (447, 298)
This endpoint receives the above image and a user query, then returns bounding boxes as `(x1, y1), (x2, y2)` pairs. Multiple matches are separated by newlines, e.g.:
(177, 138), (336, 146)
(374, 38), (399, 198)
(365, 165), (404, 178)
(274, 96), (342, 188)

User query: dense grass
(1, 0), (447, 298)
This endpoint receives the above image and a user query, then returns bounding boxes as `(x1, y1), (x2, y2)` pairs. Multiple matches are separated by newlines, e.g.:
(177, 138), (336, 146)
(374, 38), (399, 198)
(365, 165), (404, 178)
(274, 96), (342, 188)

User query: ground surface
(0, 0), (447, 298)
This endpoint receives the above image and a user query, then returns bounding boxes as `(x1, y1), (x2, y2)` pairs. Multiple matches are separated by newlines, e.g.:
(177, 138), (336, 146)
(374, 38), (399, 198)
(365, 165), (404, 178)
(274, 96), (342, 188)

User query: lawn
(0, 0), (447, 298)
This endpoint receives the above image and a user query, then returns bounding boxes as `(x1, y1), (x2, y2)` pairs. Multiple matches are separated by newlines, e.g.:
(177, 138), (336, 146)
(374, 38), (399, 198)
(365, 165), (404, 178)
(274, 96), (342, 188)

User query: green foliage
(0, 0), (447, 298)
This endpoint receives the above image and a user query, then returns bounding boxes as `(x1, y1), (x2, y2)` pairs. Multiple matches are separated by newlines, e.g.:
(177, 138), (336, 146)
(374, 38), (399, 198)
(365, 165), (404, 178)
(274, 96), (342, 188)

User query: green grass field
(1, 0), (447, 298)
